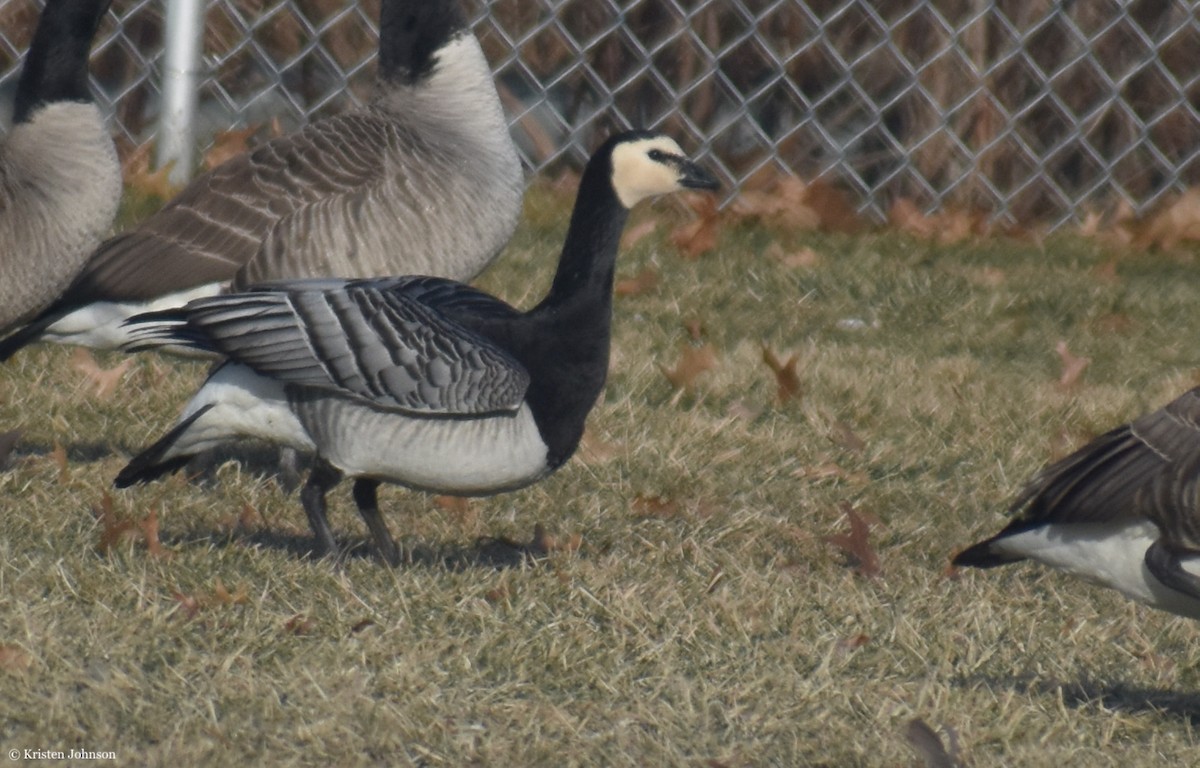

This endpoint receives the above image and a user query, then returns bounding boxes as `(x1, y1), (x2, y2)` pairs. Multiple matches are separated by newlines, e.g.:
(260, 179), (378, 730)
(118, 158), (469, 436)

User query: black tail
(951, 536), (1026, 569)
(115, 404), (213, 487)
(0, 309), (66, 362)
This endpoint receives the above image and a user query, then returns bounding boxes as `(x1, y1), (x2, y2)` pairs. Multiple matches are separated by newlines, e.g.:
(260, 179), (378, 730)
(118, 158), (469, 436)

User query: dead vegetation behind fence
(0, 0), (1197, 227)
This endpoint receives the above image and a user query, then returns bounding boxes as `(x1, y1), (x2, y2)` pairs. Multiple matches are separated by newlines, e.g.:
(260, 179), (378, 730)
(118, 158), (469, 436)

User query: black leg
(352, 479), (400, 567)
(300, 459), (343, 560)
(1145, 538), (1200, 601)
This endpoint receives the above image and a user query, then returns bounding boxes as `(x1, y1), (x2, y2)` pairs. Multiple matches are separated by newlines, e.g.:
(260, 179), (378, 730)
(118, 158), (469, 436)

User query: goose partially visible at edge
(115, 130), (720, 564)
(0, 0), (120, 334)
(0, 0), (522, 359)
(953, 388), (1200, 620)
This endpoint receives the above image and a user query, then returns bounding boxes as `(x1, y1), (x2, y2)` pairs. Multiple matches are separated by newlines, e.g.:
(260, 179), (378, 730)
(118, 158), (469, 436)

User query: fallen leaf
(139, 507), (168, 559)
(578, 428), (622, 464)
(620, 218), (658, 250)
(830, 420), (866, 454)
(822, 502), (881, 578)
(1091, 257), (1120, 283)
(670, 192), (721, 259)
(528, 522), (582, 554)
(171, 591), (202, 621)
(631, 494), (682, 520)
(433, 495), (471, 514)
(726, 400), (762, 422)
(1055, 340), (1090, 391)
(202, 124), (260, 171)
(890, 198), (986, 244)
(71, 348), (134, 400)
(122, 141), (181, 200)
(484, 582), (513, 604)
(1078, 209), (1104, 238)
(835, 633), (870, 654)
(0, 643), (34, 674)
(730, 173), (861, 232)
(51, 442), (68, 484)
(212, 579), (249, 605)
(761, 342), (802, 404)
(1136, 188), (1200, 250)
(766, 242), (821, 268)
(1093, 312), (1133, 335)
(239, 503), (263, 529)
(790, 462), (869, 484)
(804, 179), (862, 233)
(95, 492), (137, 553)
(349, 618), (376, 635)
(283, 614), (315, 635)
(614, 266), (661, 297)
(659, 343), (718, 391)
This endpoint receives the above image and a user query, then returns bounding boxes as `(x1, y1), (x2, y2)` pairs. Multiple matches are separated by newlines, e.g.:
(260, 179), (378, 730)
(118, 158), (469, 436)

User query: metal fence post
(156, 0), (206, 185)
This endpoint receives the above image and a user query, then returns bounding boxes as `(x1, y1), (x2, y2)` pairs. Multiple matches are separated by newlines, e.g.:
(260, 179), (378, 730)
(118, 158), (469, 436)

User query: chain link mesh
(1, 0), (1198, 229)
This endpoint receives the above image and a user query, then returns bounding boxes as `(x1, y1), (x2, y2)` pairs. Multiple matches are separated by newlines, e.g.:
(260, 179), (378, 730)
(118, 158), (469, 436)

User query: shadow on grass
(8, 438), (127, 465)
(962, 674), (1200, 725)
(220, 527), (563, 570)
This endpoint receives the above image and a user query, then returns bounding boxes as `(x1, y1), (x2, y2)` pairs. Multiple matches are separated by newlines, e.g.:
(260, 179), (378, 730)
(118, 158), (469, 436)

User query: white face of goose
(611, 135), (715, 208)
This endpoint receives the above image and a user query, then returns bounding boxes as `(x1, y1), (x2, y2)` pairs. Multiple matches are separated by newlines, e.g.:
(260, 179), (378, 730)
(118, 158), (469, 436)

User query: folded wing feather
(130, 279), (530, 416)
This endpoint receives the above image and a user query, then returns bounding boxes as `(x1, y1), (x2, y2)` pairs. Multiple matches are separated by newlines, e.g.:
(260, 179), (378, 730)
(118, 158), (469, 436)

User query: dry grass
(2, 184), (1200, 765)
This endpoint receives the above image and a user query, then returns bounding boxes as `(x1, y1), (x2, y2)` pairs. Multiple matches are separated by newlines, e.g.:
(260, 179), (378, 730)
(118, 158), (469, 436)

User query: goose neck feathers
(13, 0), (112, 124)
(378, 0), (468, 86)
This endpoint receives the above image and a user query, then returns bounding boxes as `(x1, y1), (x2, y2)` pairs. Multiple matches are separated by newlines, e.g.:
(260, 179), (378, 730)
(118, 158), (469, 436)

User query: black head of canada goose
(0, 0), (120, 333)
(0, 0), (522, 359)
(115, 130), (720, 564)
(953, 387), (1200, 620)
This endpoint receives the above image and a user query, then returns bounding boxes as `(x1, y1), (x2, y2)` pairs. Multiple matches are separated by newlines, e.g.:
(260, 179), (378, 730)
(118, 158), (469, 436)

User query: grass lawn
(2, 182), (1199, 765)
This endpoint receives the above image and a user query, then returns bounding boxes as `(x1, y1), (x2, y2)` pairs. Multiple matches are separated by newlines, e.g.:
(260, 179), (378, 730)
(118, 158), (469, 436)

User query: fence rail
(1, 0), (1198, 229)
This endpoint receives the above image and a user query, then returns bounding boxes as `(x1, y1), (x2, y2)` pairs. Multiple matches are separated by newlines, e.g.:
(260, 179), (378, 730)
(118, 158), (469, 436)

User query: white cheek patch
(610, 137), (687, 207)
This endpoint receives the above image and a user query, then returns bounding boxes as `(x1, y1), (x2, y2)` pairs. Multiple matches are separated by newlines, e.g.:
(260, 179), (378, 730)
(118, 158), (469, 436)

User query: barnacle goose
(0, 0), (119, 333)
(0, 0), (521, 359)
(954, 388), (1200, 620)
(115, 131), (719, 564)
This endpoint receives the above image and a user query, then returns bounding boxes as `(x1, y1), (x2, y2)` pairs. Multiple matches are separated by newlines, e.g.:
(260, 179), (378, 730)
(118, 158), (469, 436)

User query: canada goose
(0, 0), (119, 333)
(114, 131), (719, 564)
(0, 0), (521, 359)
(953, 388), (1200, 620)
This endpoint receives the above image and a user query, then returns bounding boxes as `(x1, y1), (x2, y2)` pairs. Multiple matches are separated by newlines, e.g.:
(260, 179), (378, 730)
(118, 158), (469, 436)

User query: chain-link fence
(1, 0), (1198, 229)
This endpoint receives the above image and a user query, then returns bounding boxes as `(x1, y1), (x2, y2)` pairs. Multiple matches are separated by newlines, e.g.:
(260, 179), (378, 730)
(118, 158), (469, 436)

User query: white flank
(994, 520), (1200, 619)
(164, 364), (315, 461)
(41, 282), (225, 352)
(300, 398), (551, 495)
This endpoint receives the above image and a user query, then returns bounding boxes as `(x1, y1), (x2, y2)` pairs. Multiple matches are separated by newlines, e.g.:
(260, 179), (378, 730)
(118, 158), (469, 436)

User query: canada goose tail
(115, 404), (215, 487)
(0, 310), (64, 362)
(120, 308), (208, 354)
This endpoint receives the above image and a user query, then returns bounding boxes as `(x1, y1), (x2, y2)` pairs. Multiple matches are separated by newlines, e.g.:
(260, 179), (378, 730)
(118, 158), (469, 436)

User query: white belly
(42, 282), (225, 352)
(167, 365), (315, 459)
(290, 393), (551, 494)
(995, 520), (1200, 619)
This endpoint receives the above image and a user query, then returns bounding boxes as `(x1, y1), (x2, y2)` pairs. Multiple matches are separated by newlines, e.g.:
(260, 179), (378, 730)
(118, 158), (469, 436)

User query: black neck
(537, 160), (629, 313)
(378, 0), (467, 86)
(13, 0), (110, 124)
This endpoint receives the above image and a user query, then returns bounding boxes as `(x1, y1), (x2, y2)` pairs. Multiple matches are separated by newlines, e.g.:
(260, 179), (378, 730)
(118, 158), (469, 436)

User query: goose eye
(647, 149), (666, 162)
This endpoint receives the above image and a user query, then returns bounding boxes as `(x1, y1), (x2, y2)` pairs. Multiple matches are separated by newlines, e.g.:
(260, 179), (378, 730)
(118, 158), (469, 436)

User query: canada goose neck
(13, 0), (110, 124)
(377, 0), (468, 86)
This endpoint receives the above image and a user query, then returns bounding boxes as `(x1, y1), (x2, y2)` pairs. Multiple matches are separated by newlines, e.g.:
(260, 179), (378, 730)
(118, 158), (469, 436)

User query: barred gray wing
(178, 281), (529, 415)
